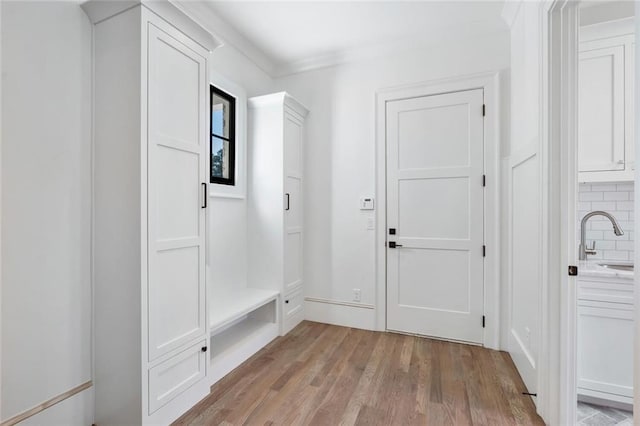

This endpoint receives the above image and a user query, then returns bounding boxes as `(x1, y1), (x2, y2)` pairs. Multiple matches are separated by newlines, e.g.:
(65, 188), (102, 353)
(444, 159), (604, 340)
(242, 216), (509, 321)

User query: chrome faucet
(579, 211), (624, 260)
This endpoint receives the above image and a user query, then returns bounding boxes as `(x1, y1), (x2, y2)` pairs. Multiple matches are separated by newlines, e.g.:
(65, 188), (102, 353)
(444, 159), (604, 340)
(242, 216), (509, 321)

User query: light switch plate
(367, 217), (375, 230)
(360, 197), (375, 210)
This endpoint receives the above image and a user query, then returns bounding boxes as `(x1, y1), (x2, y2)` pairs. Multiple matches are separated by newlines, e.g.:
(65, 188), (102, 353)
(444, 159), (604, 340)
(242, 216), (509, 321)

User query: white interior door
(147, 24), (207, 361)
(386, 89), (485, 344)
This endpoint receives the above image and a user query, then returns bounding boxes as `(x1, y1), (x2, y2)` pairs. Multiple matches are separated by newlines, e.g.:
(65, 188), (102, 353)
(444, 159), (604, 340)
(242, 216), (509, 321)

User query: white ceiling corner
(172, 0), (279, 76)
(500, 0), (523, 29)
(176, 1), (508, 78)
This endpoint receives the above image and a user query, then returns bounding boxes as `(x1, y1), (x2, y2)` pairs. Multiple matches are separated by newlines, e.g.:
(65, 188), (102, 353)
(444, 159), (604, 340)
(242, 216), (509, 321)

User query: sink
(597, 262), (634, 272)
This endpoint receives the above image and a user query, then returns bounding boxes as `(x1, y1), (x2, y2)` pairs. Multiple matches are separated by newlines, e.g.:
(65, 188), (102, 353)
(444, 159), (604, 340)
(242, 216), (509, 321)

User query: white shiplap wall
(578, 182), (635, 261)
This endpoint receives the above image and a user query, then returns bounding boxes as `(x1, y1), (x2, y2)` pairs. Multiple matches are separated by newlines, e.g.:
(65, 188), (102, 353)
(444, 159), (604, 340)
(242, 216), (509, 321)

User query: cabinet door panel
(284, 231), (302, 292)
(148, 23), (207, 360)
(148, 339), (207, 414)
(285, 176), (302, 229)
(577, 304), (633, 398)
(579, 45), (625, 172)
(284, 110), (303, 295)
(284, 112), (302, 178)
(283, 287), (304, 334)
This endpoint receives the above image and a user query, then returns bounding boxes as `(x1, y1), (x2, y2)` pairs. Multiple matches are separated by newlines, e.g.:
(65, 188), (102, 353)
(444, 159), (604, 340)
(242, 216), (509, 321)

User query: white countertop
(578, 260), (634, 280)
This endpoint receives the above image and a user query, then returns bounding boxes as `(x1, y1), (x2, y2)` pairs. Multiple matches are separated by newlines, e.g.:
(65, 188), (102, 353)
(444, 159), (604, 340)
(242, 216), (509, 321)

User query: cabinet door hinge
(482, 315), (486, 328)
(483, 245), (486, 257)
(482, 104), (486, 116)
(483, 174), (486, 187)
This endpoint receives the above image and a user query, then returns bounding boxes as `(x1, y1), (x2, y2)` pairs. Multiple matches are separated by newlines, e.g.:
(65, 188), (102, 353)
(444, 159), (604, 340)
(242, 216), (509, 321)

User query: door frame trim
(374, 71), (502, 349)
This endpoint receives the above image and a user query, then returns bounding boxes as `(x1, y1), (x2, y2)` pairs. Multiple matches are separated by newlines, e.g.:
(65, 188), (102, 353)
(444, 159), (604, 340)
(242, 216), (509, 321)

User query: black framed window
(210, 85), (236, 185)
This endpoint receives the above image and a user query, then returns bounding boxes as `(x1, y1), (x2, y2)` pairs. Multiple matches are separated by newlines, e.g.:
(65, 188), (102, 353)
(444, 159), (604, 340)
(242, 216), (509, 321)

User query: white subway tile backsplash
(579, 192), (603, 201)
(616, 240), (634, 251)
(617, 201), (634, 211)
(591, 183), (618, 192)
(577, 202), (592, 211)
(578, 182), (634, 261)
(603, 231), (629, 241)
(616, 183), (634, 191)
(590, 220), (620, 231)
(591, 201), (617, 211)
(603, 191), (629, 201)
(619, 221), (634, 231)
(594, 240), (616, 250)
(585, 230), (604, 240)
(612, 211), (630, 221)
(602, 250), (629, 261)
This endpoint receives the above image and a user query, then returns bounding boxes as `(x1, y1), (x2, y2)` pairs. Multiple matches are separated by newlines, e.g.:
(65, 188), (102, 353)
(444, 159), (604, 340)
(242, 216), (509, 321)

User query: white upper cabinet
(578, 19), (635, 182)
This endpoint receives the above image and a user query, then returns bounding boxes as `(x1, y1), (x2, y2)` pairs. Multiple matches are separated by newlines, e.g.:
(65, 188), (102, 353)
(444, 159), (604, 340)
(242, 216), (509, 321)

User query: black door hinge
(483, 175), (486, 187)
(482, 315), (485, 328)
(483, 245), (486, 257)
(482, 104), (486, 116)
(568, 265), (578, 276)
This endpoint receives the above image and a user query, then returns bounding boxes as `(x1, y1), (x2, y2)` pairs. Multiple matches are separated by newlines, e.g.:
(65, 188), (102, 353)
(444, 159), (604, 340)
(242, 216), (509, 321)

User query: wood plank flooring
(174, 321), (544, 426)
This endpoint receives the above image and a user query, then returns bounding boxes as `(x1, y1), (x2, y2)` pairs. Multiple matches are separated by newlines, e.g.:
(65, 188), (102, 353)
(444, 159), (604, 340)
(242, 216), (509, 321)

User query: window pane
(211, 136), (230, 180)
(211, 93), (230, 138)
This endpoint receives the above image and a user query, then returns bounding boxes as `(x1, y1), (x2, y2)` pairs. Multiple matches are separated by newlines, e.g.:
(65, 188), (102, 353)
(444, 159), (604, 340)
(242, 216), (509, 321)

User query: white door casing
(147, 23), (207, 361)
(386, 89), (485, 344)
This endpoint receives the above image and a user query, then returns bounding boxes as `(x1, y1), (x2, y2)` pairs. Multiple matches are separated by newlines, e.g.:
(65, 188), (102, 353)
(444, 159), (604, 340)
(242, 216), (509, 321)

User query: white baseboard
(304, 298), (376, 330)
(17, 384), (93, 426)
(509, 329), (538, 398)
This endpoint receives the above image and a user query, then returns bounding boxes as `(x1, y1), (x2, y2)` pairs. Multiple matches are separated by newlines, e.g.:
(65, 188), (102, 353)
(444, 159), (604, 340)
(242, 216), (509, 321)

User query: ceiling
(178, 1), (508, 77)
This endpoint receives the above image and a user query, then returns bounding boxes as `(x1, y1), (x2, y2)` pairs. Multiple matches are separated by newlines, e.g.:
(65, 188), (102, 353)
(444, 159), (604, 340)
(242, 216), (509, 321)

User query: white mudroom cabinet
(578, 18), (635, 182)
(82, 1), (218, 424)
(248, 93), (308, 335)
(577, 275), (634, 406)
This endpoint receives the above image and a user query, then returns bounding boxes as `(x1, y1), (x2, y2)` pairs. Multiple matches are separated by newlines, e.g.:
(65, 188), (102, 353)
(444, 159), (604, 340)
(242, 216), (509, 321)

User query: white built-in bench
(208, 287), (280, 386)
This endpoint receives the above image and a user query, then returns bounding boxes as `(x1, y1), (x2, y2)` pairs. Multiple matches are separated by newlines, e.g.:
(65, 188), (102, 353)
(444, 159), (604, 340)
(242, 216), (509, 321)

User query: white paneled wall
(504, 0), (543, 398)
(578, 182), (635, 261)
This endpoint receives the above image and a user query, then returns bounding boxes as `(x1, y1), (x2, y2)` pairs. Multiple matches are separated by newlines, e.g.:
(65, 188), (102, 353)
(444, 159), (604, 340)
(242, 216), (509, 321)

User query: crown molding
(82, 0), (222, 52)
(170, 1), (509, 80)
(275, 25), (509, 78)
(501, 0), (523, 29)
(171, 0), (278, 77)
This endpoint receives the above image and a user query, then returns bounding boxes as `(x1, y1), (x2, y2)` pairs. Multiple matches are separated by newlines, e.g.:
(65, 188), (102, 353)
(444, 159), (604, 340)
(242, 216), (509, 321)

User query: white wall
(208, 44), (273, 293)
(504, 0), (543, 397)
(274, 31), (510, 330)
(1, 1), (93, 423)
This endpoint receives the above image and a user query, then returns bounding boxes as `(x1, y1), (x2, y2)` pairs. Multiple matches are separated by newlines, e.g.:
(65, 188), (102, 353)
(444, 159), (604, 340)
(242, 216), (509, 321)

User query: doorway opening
(574, 3), (635, 424)
(544, 1), (637, 424)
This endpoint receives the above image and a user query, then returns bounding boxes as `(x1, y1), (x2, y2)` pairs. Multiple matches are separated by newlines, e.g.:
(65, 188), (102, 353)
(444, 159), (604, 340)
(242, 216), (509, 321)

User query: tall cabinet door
(147, 23), (208, 361)
(283, 109), (303, 294)
(578, 44), (625, 172)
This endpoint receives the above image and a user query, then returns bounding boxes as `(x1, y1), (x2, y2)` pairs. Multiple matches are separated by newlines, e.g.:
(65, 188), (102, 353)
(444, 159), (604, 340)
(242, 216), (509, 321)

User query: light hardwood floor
(174, 321), (544, 425)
